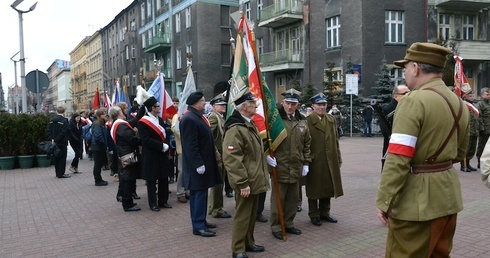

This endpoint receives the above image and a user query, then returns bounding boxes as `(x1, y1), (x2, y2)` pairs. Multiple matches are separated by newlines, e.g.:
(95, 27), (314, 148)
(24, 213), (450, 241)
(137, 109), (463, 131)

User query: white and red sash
(81, 117), (92, 125)
(110, 119), (133, 144)
(464, 101), (479, 116)
(139, 116), (166, 142)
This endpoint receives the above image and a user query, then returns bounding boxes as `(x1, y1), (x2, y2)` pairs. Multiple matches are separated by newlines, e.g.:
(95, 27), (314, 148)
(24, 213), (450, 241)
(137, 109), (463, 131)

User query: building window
(463, 15), (474, 40)
(390, 67), (405, 85)
(147, 0), (152, 18)
(221, 44), (231, 65)
(186, 44), (192, 56)
(385, 10), (404, 43)
(131, 45), (135, 59)
(326, 16), (340, 48)
(186, 7), (191, 28)
(142, 34), (146, 48)
(141, 3), (145, 22)
(439, 14), (450, 40)
(244, 1), (251, 20)
(148, 30), (152, 45)
(324, 68), (343, 83)
(156, 0), (161, 10)
(176, 49), (182, 69)
(125, 45), (129, 60)
(221, 6), (230, 26)
(130, 20), (136, 31)
(257, 37), (264, 55)
(175, 13), (181, 33)
(257, 0), (263, 20)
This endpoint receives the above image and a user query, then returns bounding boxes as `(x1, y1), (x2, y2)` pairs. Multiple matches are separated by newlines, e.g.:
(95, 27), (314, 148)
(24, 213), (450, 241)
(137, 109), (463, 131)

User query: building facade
(46, 59), (70, 112)
(70, 38), (89, 110)
(57, 69), (72, 115)
(85, 31), (104, 110)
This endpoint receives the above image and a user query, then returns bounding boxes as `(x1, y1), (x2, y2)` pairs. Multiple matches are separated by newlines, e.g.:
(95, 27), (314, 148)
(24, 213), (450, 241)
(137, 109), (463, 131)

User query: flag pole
(224, 28), (235, 118)
(246, 21), (287, 241)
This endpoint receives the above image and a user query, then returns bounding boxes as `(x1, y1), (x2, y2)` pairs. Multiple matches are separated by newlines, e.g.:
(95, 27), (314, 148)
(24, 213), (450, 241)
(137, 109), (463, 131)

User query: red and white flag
(147, 72), (177, 120)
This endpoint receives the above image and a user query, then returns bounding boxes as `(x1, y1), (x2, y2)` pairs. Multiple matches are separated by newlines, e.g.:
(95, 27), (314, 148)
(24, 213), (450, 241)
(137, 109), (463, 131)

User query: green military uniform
(223, 110), (269, 254)
(476, 97), (490, 164)
(463, 99), (479, 167)
(306, 111), (343, 218)
(270, 106), (311, 233)
(376, 78), (469, 257)
(207, 109), (228, 217)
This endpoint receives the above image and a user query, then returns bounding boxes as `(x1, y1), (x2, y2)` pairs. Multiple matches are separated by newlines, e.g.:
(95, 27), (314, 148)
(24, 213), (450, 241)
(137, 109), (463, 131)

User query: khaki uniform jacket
(477, 99), (490, 134)
(208, 111), (225, 155)
(306, 113), (343, 199)
(274, 107), (312, 183)
(376, 78), (469, 221)
(171, 114), (182, 154)
(222, 110), (269, 195)
(466, 102), (479, 136)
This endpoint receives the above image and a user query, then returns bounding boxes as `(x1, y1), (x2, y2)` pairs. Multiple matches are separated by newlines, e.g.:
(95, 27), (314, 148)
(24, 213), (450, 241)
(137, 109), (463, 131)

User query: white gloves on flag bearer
(162, 143), (169, 152)
(266, 155), (277, 167)
(302, 165), (309, 176)
(196, 165), (206, 174)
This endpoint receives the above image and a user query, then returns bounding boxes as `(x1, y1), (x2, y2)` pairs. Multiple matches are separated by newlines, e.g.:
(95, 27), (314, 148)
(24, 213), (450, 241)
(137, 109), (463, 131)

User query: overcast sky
(0, 0), (134, 103)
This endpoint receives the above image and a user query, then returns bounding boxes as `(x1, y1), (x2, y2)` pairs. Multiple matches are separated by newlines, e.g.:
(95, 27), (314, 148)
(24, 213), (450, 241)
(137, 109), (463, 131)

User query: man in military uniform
(461, 85), (479, 172)
(270, 89), (311, 240)
(476, 87), (490, 168)
(207, 93), (232, 219)
(376, 42), (469, 257)
(305, 93), (343, 226)
(223, 91), (269, 258)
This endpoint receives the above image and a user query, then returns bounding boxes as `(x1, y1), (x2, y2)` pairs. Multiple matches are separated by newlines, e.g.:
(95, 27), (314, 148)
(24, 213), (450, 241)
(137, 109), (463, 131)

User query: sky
(0, 0), (134, 103)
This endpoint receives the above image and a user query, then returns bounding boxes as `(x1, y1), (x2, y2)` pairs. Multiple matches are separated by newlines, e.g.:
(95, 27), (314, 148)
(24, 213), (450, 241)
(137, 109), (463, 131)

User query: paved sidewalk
(1, 137), (489, 257)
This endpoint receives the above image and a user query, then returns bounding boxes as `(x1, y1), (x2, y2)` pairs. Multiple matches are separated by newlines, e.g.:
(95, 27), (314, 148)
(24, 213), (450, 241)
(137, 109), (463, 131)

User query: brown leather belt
(411, 161), (453, 174)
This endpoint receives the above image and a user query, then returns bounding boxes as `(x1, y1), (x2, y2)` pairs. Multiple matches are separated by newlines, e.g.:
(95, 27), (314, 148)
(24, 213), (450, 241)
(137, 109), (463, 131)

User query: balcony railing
(259, 49), (304, 72)
(145, 33), (172, 54)
(259, 0), (303, 28)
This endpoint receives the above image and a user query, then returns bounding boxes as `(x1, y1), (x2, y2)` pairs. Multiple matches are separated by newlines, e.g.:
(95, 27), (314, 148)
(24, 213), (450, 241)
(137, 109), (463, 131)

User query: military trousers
(231, 193), (259, 253)
(307, 198), (331, 218)
(270, 181), (299, 232)
(476, 133), (490, 160)
(385, 214), (457, 258)
(208, 163), (225, 217)
(466, 135), (478, 161)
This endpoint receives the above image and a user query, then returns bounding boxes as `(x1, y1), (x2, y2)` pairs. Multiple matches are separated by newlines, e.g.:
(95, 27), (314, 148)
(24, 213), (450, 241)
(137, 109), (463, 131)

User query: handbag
(119, 152), (138, 168)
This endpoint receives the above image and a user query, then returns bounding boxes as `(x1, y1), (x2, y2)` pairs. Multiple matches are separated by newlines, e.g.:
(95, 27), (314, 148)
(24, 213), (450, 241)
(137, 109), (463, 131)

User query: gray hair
(108, 106), (122, 122)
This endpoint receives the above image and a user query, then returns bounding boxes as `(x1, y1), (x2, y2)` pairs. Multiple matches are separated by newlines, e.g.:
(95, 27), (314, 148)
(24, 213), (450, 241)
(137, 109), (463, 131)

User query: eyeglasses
(153, 105), (160, 108)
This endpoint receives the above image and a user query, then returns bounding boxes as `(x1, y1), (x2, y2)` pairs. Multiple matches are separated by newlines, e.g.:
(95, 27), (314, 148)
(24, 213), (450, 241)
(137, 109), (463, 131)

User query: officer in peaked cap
(310, 93), (327, 104)
(282, 88), (301, 103)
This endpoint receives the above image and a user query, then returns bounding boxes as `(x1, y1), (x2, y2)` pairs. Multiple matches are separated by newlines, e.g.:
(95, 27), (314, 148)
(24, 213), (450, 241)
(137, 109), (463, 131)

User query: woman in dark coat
(91, 108), (109, 186)
(69, 112), (83, 173)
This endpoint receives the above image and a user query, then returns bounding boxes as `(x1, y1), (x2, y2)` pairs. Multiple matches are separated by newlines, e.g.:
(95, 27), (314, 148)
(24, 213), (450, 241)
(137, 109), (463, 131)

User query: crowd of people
(46, 42), (484, 258)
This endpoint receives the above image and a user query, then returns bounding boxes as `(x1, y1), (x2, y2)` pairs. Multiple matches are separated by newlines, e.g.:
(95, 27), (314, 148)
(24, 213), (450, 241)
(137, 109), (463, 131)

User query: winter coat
(138, 115), (168, 181)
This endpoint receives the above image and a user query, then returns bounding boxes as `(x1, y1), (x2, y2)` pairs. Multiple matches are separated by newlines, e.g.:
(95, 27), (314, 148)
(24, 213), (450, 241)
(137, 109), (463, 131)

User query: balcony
(258, 0), (303, 28)
(259, 49), (304, 72)
(161, 68), (173, 80)
(435, 0), (490, 11)
(454, 40), (490, 60)
(144, 33), (172, 54)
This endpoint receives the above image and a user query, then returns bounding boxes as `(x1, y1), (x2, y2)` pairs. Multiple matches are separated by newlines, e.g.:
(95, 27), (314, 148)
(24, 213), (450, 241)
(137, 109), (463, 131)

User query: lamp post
(10, 51), (20, 114)
(11, 0), (37, 113)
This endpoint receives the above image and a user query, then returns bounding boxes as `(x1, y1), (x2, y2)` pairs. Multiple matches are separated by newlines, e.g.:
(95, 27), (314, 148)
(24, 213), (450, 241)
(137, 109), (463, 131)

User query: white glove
(266, 155), (277, 167)
(196, 165), (205, 174)
(162, 143), (169, 152)
(302, 165), (309, 176)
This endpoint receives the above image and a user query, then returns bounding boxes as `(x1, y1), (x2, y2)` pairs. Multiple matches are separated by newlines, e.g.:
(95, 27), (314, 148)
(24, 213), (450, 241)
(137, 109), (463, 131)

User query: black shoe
(58, 174), (71, 178)
(245, 245), (265, 252)
(478, 162), (480, 169)
(272, 231), (283, 240)
(214, 211), (231, 218)
(226, 192), (234, 198)
(150, 206), (160, 211)
(124, 205), (141, 212)
(256, 213), (268, 223)
(193, 229), (216, 237)
(95, 180), (108, 186)
(297, 205), (302, 212)
(116, 196), (122, 202)
(467, 165), (477, 171)
(460, 167), (472, 172)
(285, 227), (302, 235)
(206, 222), (217, 229)
(232, 253), (248, 258)
(158, 203), (172, 208)
(132, 193), (141, 199)
(320, 215), (338, 223)
(103, 166), (110, 171)
(311, 217), (322, 226)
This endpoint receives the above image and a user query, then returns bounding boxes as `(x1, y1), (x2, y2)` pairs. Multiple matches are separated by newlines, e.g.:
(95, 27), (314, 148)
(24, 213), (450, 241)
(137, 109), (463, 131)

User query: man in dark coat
(180, 91), (222, 237)
(138, 96), (172, 211)
(362, 104), (374, 137)
(48, 105), (71, 178)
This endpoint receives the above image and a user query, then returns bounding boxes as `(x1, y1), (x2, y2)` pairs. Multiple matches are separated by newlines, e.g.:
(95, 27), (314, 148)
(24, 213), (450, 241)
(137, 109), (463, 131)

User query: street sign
(26, 70), (49, 93)
(345, 74), (358, 95)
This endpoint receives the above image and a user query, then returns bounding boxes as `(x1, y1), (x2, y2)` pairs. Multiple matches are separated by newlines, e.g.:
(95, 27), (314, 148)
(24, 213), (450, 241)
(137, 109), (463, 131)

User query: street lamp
(11, 0), (37, 113)
(10, 51), (20, 114)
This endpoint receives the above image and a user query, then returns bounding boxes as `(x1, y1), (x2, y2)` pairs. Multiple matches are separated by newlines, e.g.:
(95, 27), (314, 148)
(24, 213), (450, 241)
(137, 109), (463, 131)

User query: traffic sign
(26, 70), (49, 93)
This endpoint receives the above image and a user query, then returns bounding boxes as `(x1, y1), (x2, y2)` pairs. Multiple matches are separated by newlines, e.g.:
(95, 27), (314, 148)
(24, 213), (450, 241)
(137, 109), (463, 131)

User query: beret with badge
(394, 42), (452, 69)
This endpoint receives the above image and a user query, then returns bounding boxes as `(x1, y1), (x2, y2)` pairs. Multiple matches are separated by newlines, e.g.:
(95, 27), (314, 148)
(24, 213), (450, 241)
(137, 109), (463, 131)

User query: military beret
(394, 42), (452, 69)
(186, 91), (204, 105)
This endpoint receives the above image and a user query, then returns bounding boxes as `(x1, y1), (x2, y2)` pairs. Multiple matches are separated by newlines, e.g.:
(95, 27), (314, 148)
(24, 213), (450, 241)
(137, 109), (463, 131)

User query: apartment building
(428, 0), (490, 93)
(70, 37), (89, 109)
(46, 59), (71, 112)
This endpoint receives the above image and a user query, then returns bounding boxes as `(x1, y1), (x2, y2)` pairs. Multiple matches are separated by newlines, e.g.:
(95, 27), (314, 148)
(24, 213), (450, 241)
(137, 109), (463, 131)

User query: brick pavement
(0, 137), (489, 257)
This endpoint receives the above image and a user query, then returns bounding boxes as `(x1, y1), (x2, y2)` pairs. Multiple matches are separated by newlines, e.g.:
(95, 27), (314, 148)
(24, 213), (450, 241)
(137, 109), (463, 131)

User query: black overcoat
(138, 115), (168, 181)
